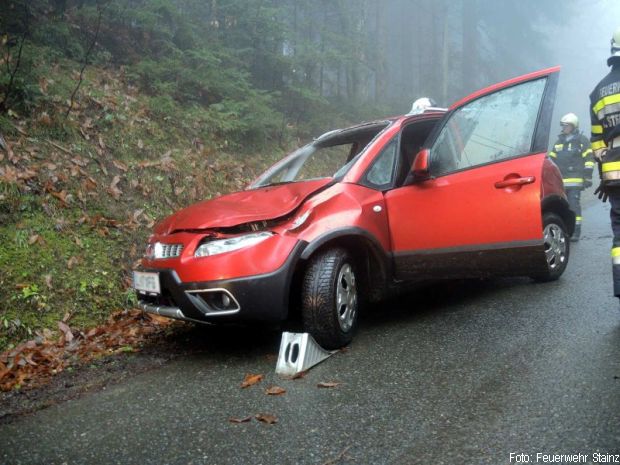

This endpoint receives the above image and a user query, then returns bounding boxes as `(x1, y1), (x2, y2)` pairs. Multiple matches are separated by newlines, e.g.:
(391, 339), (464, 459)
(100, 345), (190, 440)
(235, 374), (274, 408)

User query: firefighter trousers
(566, 188), (582, 240)
(610, 190), (620, 297)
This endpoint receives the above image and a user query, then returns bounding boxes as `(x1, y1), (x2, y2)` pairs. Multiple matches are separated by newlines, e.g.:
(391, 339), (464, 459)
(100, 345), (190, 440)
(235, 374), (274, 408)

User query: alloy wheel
(543, 223), (567, 270)
(336, 263), (357, 332)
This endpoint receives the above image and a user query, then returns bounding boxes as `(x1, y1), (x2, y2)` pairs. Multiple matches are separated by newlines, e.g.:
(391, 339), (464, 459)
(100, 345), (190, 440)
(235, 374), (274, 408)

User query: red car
(133, 66), (573, 349)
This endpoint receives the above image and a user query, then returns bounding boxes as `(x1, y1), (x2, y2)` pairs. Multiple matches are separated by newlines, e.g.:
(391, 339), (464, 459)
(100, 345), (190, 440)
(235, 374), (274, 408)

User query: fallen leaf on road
(255, 413), (278, 424)
(317, 382), (341, 388)
(265, 386), (286, 396)
(228, 416), (252, 424)
(240, 373), (263, 388)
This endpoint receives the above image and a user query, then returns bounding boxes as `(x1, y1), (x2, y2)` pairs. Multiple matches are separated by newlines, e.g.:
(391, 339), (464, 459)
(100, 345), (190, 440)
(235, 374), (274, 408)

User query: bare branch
(4, 39), (11, 76)
(0, 2), (29, 113)
(65, 3), (104, 118)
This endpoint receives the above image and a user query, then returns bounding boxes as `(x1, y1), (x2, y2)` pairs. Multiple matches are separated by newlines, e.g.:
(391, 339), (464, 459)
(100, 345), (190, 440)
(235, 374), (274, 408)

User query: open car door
(385, 67), (559, 280)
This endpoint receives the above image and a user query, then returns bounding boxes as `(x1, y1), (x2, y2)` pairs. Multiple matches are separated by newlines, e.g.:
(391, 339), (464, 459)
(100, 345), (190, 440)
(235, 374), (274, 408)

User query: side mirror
(411, 149), (431, 181)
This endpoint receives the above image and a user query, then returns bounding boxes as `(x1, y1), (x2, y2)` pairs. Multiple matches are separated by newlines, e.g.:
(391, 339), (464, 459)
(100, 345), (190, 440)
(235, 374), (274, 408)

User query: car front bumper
(136, 241), (306, 324)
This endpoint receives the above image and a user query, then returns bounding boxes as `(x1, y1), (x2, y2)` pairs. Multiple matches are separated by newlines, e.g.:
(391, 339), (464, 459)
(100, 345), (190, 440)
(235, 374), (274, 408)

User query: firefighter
(408, 97), (437, 115)
(590, 26), (620, 301)
(548, 113), (594, 241)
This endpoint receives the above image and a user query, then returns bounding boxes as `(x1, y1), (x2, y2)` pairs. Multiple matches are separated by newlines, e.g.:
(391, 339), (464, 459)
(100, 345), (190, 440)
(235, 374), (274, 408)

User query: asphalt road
(1, 197), (619, 465)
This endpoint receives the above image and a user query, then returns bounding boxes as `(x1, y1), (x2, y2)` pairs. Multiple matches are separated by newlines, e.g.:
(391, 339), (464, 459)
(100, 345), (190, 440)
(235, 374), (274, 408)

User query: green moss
(0, 213), (131, 350)
(0, 115), (17, 136)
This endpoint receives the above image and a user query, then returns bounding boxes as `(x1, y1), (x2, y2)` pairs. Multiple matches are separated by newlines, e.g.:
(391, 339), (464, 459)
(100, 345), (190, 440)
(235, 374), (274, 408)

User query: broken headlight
(194, 232), (274, 257)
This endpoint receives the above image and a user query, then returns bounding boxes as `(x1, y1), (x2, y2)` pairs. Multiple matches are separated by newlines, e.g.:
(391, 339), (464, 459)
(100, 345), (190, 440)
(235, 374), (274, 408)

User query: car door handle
(494, 176), (536, 189)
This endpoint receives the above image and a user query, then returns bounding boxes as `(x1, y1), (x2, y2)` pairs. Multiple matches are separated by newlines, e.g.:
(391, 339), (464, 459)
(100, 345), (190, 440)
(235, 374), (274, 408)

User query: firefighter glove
(584, 179), (593, 189)
(595, 182), (609, 202)
(594, 148), (608, 162)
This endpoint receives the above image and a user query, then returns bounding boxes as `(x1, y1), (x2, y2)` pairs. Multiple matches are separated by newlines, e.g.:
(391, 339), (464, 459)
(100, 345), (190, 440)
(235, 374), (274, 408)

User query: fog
(2, 0), (619, 140)
(382, 0), (620, 137)
(547, 0), (620, 134)
(379, 0), (619, 139)
(295, 0), (619, 139)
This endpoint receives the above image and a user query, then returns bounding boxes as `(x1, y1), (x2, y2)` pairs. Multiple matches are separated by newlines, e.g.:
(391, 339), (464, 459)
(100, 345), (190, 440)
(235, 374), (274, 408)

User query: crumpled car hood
(155, 178), (332, 234)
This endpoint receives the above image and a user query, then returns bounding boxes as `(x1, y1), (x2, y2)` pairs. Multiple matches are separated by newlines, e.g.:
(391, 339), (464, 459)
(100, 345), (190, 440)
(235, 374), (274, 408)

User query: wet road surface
(1, 199), (619, 465)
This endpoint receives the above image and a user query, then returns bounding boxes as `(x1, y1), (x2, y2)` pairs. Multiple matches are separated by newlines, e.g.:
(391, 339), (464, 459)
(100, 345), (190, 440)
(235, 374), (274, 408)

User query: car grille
(155, 243), (184, 259)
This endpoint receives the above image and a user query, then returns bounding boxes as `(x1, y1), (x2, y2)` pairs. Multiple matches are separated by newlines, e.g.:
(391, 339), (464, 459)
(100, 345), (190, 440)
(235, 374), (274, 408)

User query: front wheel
(531, 212), (569, 282)
(301, 248), (359, 349)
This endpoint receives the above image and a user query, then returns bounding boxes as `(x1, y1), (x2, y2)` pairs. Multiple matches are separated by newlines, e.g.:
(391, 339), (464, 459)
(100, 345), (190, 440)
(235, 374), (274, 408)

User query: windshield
(250, 121), (390, 188)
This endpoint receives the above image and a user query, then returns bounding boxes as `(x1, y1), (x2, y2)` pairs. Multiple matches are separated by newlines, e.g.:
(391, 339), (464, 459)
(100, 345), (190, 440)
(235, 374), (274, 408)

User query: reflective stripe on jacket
(590, 61), (620, 183)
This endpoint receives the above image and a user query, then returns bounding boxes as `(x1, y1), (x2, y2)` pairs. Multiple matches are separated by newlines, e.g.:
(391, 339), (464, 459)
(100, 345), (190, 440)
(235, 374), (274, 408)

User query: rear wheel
(301, 248), (359, 349)
(532, 212), (569, 282)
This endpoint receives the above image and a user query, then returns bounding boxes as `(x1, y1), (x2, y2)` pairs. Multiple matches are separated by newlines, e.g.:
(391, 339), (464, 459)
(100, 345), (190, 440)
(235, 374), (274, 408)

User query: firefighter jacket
(590, 60), (620, 184)
(548, 131), (594, 189)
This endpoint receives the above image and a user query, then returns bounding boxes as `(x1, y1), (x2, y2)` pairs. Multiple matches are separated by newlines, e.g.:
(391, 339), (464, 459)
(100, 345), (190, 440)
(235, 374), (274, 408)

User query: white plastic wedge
(275, 332), (335, 377)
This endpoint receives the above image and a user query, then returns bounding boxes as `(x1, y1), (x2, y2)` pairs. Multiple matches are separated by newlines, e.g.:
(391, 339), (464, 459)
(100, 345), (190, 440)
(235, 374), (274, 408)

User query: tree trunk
(441, 0), (449, 104)
(462, 0), (478, 95)
(373, 2), (386, 103)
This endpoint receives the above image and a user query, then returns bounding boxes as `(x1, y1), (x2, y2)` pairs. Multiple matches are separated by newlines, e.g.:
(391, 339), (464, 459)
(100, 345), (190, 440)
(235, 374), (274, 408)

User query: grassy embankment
(0, 46), (287, 352)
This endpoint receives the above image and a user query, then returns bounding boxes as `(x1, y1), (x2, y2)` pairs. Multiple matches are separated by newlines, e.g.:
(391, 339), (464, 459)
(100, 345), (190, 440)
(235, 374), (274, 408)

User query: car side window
(432, 78), (547, 177)
(363, 137), (398, 188)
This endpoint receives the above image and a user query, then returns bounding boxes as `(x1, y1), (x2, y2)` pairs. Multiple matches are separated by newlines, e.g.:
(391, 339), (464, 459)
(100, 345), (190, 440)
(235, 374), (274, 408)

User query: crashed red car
(133, 66), (573, 349)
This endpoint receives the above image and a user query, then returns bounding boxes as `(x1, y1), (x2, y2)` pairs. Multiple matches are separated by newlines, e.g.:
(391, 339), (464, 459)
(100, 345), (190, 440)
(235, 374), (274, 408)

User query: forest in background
(0, 0), (573, 354)
(2, 0), (569, 140)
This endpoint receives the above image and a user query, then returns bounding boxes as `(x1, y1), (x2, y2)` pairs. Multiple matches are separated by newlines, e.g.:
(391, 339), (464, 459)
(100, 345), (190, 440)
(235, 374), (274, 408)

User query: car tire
(531, 212), (570, 282)
(301, 248), (359, 349)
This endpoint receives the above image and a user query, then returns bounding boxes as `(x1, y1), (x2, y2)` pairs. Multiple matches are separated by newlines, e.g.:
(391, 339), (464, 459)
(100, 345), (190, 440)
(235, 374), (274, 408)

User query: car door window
(363, 137), (398, 188)
(432, 78), (547, 177)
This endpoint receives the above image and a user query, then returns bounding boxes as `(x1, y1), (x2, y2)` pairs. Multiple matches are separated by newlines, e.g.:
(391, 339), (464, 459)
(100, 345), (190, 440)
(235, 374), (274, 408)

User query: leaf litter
(0, 309), (174, 392)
